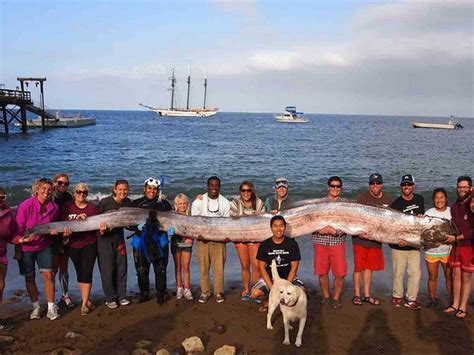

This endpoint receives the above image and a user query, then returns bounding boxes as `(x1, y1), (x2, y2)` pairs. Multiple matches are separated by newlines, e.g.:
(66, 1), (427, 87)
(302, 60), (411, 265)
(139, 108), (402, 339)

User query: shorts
(449, 245), (474, 272)
(313, 243), (347, 276)
(69, 242), (97, 283)
(353, 243), (384, 272)
(18, 246), (54, 276)
(251, 277), (305, 296)
(425, 254), (449, 264)
(234, 242), (260, 248)
(171, 244), (192, 254)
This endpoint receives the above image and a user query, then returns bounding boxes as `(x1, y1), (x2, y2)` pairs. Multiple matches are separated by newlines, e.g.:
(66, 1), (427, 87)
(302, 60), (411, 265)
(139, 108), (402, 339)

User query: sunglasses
(240, 189), (252, 193)
(329, 185), (342, 189)
(369, 182), (382, 185)
(0, 195), (6, 201)
(57, 181), (70, 187)
(75, 190), (88, 195)
(401, 183), (413, 187)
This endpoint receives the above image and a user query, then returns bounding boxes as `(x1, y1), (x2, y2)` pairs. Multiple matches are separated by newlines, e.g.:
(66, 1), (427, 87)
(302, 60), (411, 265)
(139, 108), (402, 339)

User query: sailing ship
(412, 116), (463, 130)
(140, 67), (218, 118)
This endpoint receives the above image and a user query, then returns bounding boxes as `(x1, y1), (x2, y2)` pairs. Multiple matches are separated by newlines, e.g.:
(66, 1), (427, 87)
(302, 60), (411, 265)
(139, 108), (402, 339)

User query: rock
(132, 350), (151, 355)
(155, 350), (170, 355)
(182, 336), (205, 353)
(0, 335), (14, 343)
(65, 332), (84, 339)
(49, 348), (79, 355)
(214, 346), (236, 355)
(135, 340), (154, 349)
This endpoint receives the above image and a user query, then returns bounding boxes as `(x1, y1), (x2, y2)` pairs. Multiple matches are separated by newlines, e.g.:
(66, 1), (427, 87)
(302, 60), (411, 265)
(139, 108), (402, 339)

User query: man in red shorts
(352, 173), (392, 306)
(311, 176), (347, 310)
(444, 176), (473, 319)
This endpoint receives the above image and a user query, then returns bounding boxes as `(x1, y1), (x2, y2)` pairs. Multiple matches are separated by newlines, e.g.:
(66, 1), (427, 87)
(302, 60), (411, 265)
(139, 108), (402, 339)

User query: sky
(0, 0), (473, 116)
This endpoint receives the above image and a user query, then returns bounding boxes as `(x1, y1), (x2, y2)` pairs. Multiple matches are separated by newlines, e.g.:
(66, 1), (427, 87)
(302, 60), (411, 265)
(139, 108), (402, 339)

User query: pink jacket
(14, 197), (59, 252)
(0, 206), (16, 260)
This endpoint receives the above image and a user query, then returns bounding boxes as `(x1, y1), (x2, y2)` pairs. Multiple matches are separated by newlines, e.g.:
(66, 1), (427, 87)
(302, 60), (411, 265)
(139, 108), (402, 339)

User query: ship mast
(203, 72), (208, 109)
(186, 61), (191, 110)
(169, 67), (176, 110)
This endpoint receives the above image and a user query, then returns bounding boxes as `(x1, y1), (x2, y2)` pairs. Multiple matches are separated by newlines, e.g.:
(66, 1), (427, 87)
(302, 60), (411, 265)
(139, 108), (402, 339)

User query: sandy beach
(1, 284), (472, 355)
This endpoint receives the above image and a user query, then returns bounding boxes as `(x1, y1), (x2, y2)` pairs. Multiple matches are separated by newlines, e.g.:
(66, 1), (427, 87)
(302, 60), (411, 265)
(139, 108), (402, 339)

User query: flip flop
(352, 296), (363, 306)
(443, 306), (458, 314)
(455, 310), (467, 319)
(362, 296), (380, 305)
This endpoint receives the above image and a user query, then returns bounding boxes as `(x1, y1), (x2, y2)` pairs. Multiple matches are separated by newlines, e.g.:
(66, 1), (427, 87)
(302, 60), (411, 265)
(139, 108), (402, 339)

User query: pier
(0, 77), (53, 137)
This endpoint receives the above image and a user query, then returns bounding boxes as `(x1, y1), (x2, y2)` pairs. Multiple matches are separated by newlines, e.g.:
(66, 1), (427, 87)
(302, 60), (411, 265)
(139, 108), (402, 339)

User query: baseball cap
(369, 173), (383, 184)
(400, 174), (415, 185)
(274, 177), (289, 189)
(144, 177), (160, 188)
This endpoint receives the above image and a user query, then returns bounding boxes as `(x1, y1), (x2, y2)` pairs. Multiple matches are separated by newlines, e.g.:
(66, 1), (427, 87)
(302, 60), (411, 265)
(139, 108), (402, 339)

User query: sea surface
(1, 111), (473, 301)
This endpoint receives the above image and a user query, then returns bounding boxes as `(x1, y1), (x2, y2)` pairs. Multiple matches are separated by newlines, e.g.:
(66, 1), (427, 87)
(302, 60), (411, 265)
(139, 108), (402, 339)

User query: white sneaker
(183, 288), (193, 301)
(176, 286), (184, 300)
(105, 301), (118, 309)
(47, 305), (60, 321)
(119, 298), (131, 306)
(29, 306), (41, 320)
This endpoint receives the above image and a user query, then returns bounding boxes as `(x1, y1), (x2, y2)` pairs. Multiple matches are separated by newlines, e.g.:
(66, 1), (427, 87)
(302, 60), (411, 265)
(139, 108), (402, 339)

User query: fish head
(421, 218), (457, 250)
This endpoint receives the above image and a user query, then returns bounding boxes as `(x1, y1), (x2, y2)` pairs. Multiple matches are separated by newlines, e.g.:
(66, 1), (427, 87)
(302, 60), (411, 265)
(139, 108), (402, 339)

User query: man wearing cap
(390, 174), (425, 310)
(131, 178), (173, 304)
(352, 173), (392, 306)
(264, 178), (294, 213)
(191, 176), (230, 303)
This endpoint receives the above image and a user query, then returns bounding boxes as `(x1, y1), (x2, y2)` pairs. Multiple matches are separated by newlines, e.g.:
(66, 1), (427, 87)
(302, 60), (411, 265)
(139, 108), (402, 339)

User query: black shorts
(69, 243), (97, 283)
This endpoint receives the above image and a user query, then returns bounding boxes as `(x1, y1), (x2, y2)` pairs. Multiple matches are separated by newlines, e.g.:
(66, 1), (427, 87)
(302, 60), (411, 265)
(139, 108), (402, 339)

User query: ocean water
(1, 111), (472, 300)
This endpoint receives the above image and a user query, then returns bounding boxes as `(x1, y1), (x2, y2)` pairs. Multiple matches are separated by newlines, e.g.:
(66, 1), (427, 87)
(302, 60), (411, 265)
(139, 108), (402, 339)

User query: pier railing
(0, 89), (32, 102)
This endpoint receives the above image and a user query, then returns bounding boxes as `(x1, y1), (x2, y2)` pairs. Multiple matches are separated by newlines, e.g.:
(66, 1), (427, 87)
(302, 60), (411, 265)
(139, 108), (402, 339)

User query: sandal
(443, 306), (458, 314)
(240, 291), (251, 301)
(362, 296), (380, 305)
(80, 306), (90, 316)
(352, 296), (363, 306)
(332, 299), (342, 310)
(320, 297), (330, 305)
(455, 310), (467, 319)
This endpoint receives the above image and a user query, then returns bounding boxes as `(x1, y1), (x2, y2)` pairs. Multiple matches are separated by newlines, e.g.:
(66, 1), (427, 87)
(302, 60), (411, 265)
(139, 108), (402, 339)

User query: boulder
(0, 335), (14, 343)
(65, 332), (84, 339)
(132, 349), (151, 355)
(214, 345), (236, 355)
(182, 336), (205, 353)
(155, 350), (170, 355)
(135, 340), (154, 350)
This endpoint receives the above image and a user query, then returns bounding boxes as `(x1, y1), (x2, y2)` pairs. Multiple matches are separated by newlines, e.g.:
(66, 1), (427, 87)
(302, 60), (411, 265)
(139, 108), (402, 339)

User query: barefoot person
(352, 173), (392, 306)
(62, 183), (105, 316)
(191, 176), (230, 303)
(251, 215), (303, 312)
(424, 188), (452, 308)
(444, 176), (473, 319)
(0, 187), (17, 331)
(312, 176), (347, 310)
(52, 173), (74, 309)
(97, 179), (131, 309)
(171, 193), (193, 301)
(131, 177), (173, 305)
(230, 181), (265, 301)
(14, 178), (69, 320)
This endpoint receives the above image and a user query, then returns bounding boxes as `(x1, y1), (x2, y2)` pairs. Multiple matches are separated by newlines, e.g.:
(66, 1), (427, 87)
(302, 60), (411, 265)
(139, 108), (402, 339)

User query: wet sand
(1, 285), (473, 355)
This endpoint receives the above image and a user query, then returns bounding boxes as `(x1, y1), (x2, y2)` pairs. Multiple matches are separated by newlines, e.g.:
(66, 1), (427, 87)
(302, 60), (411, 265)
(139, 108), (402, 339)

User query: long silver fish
(26, 201), (455, 249)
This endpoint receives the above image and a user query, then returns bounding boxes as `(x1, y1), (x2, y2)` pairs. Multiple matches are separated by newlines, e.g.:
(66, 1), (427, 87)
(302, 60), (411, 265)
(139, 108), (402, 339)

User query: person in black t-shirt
(250, 215), (303, 311)
(390, 174), (425, 310)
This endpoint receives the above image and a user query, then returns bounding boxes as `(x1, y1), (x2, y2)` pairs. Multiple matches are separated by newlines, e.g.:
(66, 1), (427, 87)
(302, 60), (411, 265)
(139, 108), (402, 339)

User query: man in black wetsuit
(131, 177), (173, 304)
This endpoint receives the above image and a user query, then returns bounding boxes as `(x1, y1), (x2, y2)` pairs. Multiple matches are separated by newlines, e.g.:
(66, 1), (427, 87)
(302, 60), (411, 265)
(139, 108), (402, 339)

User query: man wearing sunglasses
(264, 177), (294, 214)
(351, 173), (392, 306)
(390, 174), (425, 310)
(311, 176), (347, 310)
(191, 176), (230, 304)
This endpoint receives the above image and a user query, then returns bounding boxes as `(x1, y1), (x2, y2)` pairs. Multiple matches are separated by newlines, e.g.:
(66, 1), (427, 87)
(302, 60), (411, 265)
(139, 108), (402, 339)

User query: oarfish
(26, 201), (455, 249)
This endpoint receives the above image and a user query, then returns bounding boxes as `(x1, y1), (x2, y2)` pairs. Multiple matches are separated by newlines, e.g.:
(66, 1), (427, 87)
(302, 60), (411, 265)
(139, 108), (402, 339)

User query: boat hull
(275, 116), (309, 124)
(412, 122), (461, 130)
(16, 117), (96, 128)
(153, 108), (218, 118)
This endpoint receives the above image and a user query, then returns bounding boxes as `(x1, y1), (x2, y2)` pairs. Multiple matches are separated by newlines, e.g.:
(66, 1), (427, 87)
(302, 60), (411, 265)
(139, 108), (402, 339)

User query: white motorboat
(140, 66), (218, 118)
(412, 116), (463, 130)
(275, 106), (309, 123)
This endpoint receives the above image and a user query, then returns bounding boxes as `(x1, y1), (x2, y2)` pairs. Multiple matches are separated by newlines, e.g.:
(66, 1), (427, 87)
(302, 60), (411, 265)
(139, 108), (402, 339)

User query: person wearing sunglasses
(444, 176), (473, 319)
(14, 178), (70, 321)
(191, 176), (230, 304)
(97, 179), (131, 309)
(230, 181), (266, 301)
(351, 173), (392, 306)
(390, 174), (425, 310)
(52, 173), (74, 309)
(61, 183), (105, 316)
(311, 176), (348, 310)
(264, 177), (294, 214)
(0, 187), (19, 331)
(130, 177), (173, 305)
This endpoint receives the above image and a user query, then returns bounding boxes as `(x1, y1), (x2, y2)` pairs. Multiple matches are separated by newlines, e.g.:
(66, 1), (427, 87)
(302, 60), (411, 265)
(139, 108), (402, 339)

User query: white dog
(266, 259), (307, 347)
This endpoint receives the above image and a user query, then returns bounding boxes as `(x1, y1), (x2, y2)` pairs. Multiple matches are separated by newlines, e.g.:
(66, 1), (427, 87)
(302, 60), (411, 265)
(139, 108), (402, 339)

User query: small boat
(275, 106), (309, 123)
(16, 112), (96, 129)
(412, 116), (463, 130)
(140, 66), (218, 118)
